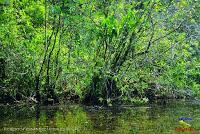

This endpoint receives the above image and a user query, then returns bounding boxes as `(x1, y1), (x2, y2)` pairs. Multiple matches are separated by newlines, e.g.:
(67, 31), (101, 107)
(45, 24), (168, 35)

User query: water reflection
(0, 101), (199, 134)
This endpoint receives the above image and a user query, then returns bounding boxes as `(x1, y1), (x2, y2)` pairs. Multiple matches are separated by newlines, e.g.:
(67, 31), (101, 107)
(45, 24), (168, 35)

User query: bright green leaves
(1, 0), (199, 103)
(26, 3), (44, 26)
(101, 15), (118, 37)
(51, 5), (61, 14)
(0, 0), (11, 5)
(177, 0), (188, 8)
(123, 10), (138, 29)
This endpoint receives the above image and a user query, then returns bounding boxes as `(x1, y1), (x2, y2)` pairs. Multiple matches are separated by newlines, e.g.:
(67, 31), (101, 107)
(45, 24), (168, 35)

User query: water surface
(0, 100), (200, 134)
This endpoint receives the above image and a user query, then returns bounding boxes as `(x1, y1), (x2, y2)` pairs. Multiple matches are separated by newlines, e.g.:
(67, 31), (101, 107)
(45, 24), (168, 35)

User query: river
(0, 100), (199, 134)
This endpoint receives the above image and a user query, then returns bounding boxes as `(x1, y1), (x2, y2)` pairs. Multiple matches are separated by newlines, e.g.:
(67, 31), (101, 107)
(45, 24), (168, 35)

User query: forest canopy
(0, 0), (199, 105)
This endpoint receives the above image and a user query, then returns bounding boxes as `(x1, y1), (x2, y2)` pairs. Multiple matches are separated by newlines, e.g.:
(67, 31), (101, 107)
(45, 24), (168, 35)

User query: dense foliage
(0, 0), (199, 105)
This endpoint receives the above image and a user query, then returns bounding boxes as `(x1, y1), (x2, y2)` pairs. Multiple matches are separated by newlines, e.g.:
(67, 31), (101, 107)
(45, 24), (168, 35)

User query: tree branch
(134, 21), (184, 57)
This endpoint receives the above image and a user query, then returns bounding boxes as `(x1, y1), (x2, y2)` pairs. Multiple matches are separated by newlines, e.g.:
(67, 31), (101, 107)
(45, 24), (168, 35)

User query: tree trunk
(0, 58), (5, 81)
(83, 73), (120, 105)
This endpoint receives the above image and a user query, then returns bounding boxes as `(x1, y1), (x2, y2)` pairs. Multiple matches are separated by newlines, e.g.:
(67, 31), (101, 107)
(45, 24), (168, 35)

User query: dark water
(0, 101), (200, 134)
